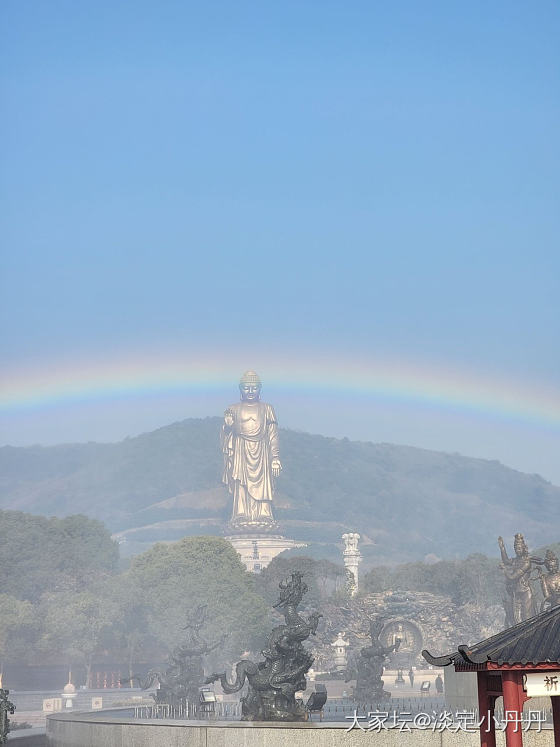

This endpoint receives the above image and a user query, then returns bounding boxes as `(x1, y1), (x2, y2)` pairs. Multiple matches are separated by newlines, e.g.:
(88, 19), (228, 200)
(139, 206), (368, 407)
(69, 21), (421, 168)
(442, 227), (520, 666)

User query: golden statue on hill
(221, 371), (282, 532)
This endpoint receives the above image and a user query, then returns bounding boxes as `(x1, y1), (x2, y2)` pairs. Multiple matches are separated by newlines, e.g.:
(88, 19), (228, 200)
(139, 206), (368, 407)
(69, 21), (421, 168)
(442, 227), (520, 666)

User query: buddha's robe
(221, 401), (279, 523)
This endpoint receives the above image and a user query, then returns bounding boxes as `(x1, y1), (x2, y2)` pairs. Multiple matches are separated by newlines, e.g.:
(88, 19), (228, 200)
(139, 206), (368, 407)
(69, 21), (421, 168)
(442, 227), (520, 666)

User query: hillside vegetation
(0, 509), (557, 688)
(1, 417), (558, 562)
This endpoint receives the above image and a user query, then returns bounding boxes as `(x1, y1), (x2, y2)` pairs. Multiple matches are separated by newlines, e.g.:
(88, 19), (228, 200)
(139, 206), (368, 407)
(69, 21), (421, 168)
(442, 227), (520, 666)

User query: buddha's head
(514, 533), (529, 558)
(239, 370), (261, 402)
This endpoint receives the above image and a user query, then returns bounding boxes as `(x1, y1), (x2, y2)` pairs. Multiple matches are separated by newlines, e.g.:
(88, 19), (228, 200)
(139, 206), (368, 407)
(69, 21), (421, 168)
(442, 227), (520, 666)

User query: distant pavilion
(423, 605), (560, 747)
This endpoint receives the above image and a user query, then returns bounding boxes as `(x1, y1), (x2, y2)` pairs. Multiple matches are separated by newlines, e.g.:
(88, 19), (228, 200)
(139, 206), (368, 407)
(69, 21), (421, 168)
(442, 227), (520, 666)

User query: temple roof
(422, 605), (560, 667)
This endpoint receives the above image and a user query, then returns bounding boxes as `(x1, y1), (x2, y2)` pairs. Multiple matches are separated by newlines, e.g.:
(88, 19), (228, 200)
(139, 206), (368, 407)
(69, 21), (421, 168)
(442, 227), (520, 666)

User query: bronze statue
(138, 606), (224, 710)
(346, 618), (401, 703)
(498, 534), (542, 626)
(206, 571), (321, 721)
(538, 550), (560, 611)
(0, 689), (15, 745)
(222, 371), (282, 531)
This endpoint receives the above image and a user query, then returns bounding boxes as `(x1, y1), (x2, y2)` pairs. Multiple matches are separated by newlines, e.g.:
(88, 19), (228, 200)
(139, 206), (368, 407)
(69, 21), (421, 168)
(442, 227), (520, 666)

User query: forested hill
(1, 417), (558, 563)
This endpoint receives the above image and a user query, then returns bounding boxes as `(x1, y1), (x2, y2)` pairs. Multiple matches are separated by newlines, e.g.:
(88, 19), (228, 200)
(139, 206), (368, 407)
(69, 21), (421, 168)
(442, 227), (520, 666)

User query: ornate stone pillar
(342, 532), (362, 596)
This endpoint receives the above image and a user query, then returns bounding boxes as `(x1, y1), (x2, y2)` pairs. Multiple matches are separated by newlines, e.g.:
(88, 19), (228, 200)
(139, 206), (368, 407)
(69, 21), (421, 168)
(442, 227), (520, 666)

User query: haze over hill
(0, 417), (557, 564)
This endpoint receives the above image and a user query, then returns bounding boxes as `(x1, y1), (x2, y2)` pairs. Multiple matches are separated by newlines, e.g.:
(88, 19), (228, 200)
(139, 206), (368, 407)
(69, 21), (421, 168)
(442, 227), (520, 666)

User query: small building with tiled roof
(423, 605), (560, 747)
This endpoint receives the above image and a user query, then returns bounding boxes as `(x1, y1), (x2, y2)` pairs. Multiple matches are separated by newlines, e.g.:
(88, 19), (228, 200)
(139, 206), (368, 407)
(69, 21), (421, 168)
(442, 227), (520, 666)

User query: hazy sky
(1, 1), (559, 482)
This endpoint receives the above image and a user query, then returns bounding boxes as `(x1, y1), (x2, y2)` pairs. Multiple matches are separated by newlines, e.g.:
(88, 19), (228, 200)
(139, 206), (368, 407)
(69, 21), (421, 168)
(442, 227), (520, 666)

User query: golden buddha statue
(221, 371), (282, 531)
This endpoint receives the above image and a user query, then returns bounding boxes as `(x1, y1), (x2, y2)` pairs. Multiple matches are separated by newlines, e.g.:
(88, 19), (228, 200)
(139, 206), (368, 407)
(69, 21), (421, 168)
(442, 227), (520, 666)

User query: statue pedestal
(226, 534), (307, 572)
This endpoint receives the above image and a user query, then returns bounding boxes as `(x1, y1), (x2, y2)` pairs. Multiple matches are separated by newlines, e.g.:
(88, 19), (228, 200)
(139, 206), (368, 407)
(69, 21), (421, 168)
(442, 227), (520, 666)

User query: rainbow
(1, 349), (559, 430)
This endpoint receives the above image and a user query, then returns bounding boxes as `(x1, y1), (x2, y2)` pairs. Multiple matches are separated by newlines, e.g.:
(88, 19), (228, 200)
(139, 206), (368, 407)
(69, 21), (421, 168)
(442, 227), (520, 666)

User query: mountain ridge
(0, 417), (557, 563)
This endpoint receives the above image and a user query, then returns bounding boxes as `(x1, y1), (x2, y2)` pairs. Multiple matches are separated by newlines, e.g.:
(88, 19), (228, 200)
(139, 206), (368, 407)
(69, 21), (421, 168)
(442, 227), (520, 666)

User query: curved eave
(421, 649), (456, 667)
(457, 644), (489, 665)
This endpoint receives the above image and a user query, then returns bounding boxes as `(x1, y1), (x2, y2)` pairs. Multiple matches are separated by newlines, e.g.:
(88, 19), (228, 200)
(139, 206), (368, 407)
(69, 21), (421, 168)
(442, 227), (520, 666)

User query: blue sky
(1, 1), (559, 482)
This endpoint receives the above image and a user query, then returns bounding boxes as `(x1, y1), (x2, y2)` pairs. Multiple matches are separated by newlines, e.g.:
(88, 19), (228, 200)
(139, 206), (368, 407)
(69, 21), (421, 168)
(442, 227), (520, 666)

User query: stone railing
(46, 709), (555, 747)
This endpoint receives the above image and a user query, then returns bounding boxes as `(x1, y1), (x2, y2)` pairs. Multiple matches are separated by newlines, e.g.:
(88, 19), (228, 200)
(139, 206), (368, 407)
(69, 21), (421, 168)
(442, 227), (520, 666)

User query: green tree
(456, 554), (503, 606)
(362, 553), (505, 607)
(0, 594), (36, 668)
(0, 510), (118, 601)
(38, 591), (119, 687)
(104, 574), (156, 687)
(125, 536), (269, 665)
